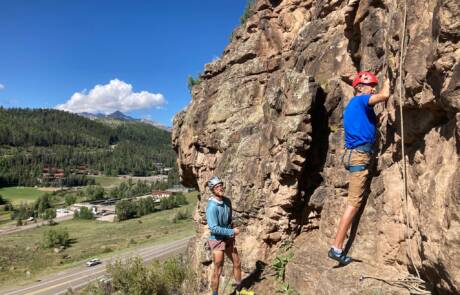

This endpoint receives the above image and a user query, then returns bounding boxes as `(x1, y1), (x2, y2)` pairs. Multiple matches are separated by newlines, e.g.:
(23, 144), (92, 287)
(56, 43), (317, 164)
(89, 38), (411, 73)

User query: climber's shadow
(229, 260), (266, 295)
(332, 258), (364, 269)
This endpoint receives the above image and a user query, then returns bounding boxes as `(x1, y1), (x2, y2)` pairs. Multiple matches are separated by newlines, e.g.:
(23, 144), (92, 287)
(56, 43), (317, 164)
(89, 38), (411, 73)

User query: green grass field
(0, 192), (198, 287)
(91, 175), (125, 187)
(0, 210), (13, 226)
(0, 187), (46, 205)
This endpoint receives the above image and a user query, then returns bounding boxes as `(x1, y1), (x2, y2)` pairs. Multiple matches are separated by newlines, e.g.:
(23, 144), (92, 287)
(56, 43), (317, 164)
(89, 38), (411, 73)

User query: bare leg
(211, 250), (225, 293)
(333, 205), (359, 249)
(225, 244), (241, 284)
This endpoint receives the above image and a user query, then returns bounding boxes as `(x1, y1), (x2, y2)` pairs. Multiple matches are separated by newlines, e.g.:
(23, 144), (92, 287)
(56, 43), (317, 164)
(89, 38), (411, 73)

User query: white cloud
(0, 83), (5, 90)
(56, 79), (166, 113)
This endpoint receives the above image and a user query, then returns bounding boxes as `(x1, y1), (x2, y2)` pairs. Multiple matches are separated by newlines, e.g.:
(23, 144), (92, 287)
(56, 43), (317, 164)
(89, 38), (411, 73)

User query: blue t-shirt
(344, 94), (377, 149)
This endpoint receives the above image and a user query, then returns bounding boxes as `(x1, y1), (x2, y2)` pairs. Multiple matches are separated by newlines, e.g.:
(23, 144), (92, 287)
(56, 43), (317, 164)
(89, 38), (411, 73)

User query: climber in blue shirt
(328, 72), (390, 265)
(206, 176), (242, 295)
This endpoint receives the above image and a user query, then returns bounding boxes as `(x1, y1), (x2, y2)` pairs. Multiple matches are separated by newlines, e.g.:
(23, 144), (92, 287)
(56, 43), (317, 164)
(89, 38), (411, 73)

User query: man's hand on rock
(233, 228), (241, 236)
(381, 79), (390, 97)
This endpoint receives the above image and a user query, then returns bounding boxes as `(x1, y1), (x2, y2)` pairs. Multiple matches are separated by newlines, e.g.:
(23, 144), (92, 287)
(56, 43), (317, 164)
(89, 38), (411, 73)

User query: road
(0, 215), (74, 237)
(1, 237), (192, 295)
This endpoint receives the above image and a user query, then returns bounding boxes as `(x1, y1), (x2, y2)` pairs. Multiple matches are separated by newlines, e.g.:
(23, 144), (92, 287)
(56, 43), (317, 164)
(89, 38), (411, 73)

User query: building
(71, 203), (98, 214)
(166, 185), (194, 194)
(151, 190), (173, 199)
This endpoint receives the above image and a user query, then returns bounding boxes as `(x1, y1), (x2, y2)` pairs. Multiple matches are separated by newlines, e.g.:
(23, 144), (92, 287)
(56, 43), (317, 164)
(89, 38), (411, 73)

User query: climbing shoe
(236, 289), (255, 295)
(328, 248), (352, 265)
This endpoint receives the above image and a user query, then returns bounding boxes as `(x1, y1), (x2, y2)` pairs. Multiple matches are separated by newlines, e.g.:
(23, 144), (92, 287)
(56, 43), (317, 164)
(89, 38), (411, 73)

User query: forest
(0, 108), (176, 186)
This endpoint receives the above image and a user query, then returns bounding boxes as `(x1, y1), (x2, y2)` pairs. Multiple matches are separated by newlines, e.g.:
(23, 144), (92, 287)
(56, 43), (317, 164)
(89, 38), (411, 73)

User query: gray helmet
(207, 176), (223, 190)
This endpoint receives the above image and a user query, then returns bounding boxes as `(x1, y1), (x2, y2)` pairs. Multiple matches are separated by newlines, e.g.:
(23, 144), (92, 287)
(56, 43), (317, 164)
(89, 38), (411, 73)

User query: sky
(0, 0), (247, 126)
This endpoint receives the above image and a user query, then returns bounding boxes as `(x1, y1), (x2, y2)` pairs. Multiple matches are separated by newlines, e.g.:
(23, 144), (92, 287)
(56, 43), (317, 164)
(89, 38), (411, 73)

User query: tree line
(0, 108), (177, 186)
(115, 194), (188, 221)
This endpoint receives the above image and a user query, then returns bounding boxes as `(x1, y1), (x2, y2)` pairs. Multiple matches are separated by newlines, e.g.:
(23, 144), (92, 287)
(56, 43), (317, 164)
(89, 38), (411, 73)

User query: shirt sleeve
(361, 94), (374, 109)
(206, 203), (234, 237)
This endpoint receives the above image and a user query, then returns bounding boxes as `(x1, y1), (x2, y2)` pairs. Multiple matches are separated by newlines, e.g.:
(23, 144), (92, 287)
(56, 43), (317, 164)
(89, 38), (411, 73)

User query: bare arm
(368, 79), (390, 106)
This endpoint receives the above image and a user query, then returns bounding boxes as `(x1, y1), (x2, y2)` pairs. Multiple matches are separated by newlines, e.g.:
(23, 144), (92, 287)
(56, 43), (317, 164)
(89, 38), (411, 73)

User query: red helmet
(352, 71), (378, 88)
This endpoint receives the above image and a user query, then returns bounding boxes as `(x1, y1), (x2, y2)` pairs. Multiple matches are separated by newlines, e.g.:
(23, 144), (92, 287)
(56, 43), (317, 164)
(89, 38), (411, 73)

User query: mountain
(78, 111), (171, 131)
(139, 119), (171, 132)
(173, 0), (459, 294)
(106, 111), (137, 121)
(0, 108), (176, 186)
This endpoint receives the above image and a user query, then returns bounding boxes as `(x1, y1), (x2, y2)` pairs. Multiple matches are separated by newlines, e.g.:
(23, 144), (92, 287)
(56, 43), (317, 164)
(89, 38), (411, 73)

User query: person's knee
(214, 260), (224, 273)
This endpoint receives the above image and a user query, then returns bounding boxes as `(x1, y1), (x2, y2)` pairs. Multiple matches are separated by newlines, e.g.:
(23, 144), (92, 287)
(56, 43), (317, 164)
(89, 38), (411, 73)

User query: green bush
(175, 193), (188, 206)
(105, 256), (192, 295)
(187, 74), (201, 93)
(74, 206), (94, 220)
(116, 193), (185, 222)
(0, 194), (8, 205)
(240, 0), (256, 25)
(115, 199), (137, 221)
(64, 194), (77, 206)
(34, 194), (52, 214)
(85, 185), (105, 201)
(11, 202), (34, 220)
(272, 252), (294, 281)
(42, 228), (70, 249)
(42, 208), (56, 225)
(172, 208), (190, 223)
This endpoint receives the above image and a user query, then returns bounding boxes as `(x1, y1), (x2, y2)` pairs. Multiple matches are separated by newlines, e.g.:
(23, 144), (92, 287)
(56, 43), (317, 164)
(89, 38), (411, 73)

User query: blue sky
(0, 0), (247, 126)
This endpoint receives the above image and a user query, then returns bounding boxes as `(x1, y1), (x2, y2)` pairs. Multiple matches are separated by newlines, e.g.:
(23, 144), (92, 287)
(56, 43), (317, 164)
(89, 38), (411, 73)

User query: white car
(86, 258), (101, 267)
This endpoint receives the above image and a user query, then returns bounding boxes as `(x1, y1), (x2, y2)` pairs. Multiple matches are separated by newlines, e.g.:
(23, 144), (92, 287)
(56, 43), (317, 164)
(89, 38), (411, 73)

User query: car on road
(86, 258), (101, 267)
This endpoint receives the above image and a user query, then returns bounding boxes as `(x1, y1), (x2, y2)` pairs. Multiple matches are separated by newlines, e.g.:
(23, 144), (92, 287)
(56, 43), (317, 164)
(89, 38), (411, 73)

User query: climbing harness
(340, 143), (373, 172)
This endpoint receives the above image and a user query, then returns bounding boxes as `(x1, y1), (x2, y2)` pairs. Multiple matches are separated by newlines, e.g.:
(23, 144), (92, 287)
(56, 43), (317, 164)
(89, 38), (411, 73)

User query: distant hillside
(0, 108), (176, 186)
(78, 111), (171, 132)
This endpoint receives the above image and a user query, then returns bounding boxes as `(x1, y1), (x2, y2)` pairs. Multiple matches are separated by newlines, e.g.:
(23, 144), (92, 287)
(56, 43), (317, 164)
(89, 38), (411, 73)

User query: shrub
(11, 202), (34, 220)
(175, 193), (188, 206)
(0, 194), (8, 205)
(4, 202), (14, 211)
(34, 194), (52, 214)
(240, 0), (256, 25)
(115, 199), (137, 221)
(187, 74), (201, 93)
(42, 208), (56, 225)
(64, 194), (77, 206)
(85, 185), (105, 201)
(272, 252), (294, 281)
(160, 196), (177, 210)
(74, 206), (94, 220)
(105, 256), (192, 294)
(172, 209), (190, 223)
(42, 228), (70, 249)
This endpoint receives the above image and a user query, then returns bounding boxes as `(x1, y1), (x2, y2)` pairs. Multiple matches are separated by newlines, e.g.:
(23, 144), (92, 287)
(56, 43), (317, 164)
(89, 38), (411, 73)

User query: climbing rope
(360, 274), (430, 295)
(398, 0), (421, 280)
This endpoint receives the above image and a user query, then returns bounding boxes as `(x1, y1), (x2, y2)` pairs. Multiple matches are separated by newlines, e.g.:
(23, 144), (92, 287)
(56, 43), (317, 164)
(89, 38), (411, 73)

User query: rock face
(173, 0), (460, 294)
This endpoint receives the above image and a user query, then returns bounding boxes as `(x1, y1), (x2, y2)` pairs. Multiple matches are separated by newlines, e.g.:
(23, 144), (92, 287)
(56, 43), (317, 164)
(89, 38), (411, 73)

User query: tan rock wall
(173, 0), (459, 294)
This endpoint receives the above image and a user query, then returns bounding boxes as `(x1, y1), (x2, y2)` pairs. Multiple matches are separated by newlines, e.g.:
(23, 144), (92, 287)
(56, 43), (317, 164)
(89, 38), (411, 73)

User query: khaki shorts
(343, 149), (371, 208)
(208, 238), (235, 252)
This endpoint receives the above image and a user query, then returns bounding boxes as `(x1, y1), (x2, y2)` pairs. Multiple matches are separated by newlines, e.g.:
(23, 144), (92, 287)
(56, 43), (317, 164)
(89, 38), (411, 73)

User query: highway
(0, 237), (192, 295)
